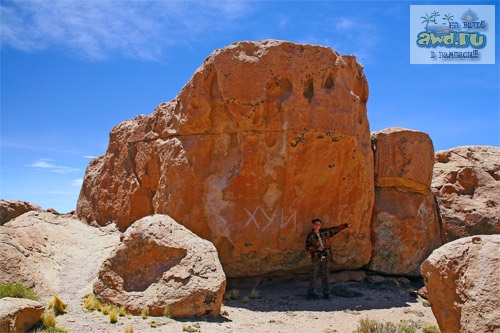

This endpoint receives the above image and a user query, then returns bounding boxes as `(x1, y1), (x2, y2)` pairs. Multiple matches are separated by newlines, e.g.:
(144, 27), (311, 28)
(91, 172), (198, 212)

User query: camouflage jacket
(305, 224), (348, 262)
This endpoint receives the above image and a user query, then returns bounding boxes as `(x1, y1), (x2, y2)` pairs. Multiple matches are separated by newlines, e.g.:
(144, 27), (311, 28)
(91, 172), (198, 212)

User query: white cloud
(72, 178), (84, 187)
(29, 159), (80, 174)
(31, 159), (55, 168)
(0, 0), (251, 61)
(323, 16), (380, 65)
(335, 17), (355, 31)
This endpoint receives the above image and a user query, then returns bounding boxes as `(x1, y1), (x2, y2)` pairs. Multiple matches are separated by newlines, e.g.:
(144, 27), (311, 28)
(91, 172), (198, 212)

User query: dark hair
(312, 218), (322, 224)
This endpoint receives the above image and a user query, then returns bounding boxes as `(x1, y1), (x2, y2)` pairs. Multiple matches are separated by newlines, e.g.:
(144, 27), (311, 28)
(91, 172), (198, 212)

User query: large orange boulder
(432, 146), (500, 242)
(77, 40), (374, 277)
(368, 128), (442, 275)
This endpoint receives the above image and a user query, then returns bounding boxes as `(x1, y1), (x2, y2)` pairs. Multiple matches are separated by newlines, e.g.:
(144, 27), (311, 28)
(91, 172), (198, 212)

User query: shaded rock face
(432, 146), (500, 242)
(421, 235), (500, 333)
(0, 200), (42, 225)
(0, 298), (45, 333)
(93, 215), (226, 318)
(77, 40), (374, 277)
(368, 128), (442, 275)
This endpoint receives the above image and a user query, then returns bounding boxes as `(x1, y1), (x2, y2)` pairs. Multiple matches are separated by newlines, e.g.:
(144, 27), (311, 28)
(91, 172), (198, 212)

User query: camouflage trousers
(307, 259), (330, 296)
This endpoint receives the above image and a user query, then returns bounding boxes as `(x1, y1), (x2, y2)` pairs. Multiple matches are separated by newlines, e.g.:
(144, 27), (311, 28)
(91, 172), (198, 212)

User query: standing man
(305, 218), (348, 300)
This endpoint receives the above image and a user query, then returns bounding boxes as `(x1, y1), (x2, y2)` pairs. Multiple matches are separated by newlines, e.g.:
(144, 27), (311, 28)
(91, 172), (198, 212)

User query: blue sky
(1, 0), (499, 213)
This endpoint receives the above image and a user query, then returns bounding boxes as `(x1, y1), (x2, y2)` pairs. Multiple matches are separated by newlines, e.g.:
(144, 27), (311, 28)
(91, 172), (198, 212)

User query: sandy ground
(50, 276), (438, 333)
(16, 216), (437, 333)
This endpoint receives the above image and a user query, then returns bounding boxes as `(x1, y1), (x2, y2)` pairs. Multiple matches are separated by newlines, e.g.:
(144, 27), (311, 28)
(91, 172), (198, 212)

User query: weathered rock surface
(368, 128), (442, 275)
(0, 200), (42, 225)
(93, 215), (226, 318)
(432, 146), (500, 242)
(77, 40), (374, 277)
(0, 297), (45, 333)
(421, 235), (500, 333)
(0, 211), (120, 300)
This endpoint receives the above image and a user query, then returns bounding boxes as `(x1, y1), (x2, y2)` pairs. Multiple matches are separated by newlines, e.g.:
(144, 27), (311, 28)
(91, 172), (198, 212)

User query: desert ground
(49, 275), (438, 333)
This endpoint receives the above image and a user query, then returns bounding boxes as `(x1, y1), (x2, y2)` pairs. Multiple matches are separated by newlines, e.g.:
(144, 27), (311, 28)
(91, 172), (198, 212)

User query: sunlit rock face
(77, 40), (373, 277)
(369, 128), (442, 276)
(93, 215), (226, 318)
(432, 146), (500, 243)
(421, 235), (500, 333)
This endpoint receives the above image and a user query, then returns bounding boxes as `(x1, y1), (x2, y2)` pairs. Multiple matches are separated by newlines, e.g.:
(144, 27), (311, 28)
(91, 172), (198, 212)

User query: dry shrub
(141, 306), (149, 319)
(101, 304), (112, 315)
(224, 289), (239, 300)
(109, 308), (118, 324)
(83, 294), (101, 311)
(41, 309), (56, 328)
(249, 288), (259, 299)
(119, 306), (127, 317)
(46, 294), (67, 315)
(422, 323), (441, 333)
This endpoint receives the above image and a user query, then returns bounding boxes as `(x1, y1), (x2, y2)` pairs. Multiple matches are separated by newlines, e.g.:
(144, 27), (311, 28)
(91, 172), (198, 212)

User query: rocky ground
(0, 212), (438, 333)
(44, 276), (437, 333)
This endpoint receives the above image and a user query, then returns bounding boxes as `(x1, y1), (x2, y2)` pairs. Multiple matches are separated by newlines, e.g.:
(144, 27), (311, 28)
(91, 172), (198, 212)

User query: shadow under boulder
(93, 215), (226, 318)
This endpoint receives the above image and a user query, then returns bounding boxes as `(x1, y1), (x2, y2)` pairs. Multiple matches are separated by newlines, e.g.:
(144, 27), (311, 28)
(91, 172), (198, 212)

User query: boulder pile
(76, 40), (450, 278)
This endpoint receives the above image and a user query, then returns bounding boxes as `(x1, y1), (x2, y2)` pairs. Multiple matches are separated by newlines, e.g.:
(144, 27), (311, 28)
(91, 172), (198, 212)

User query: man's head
(312, 218), (322, 232)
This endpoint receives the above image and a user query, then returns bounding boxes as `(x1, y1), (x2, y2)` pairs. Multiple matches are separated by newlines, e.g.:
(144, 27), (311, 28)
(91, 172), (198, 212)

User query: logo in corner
(410, 5), (495, 64)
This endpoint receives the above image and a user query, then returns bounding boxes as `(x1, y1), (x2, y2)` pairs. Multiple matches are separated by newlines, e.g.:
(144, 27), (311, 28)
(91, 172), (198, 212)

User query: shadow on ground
(222, 277), (426, 313)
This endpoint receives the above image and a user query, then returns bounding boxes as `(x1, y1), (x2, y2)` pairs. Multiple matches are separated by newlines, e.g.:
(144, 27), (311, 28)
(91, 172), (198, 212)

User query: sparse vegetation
(422, 323), (441, 333)
(353, 317), (438, 333)
(35, 309), (67, 332)
(249, 288), (259, 299)
(53, 295), (67, 314)
(141, 306), (149, 319)
(124, 326), (134, 333)
(163, 307), (171, 318)
(83, 294), (129, 324)
(224, 288), (239, 300)
(242, 296), (249, 303)
(0, 282), (39, 301)
(109, 307), (119, 323)
(83, 294), (103, 312)
(47, 294), (67, 315)
(41, 310), (56, 328)
(34, 327), (68, 333)
(102, 304), (112, 315)
(119, 305), (127, 317)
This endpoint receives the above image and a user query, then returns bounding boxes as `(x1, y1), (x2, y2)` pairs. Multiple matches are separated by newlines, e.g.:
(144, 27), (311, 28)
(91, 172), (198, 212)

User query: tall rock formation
(368, 128), (442, 275)
(77, 40), (374, 277)
(432, 146), (500, 242)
